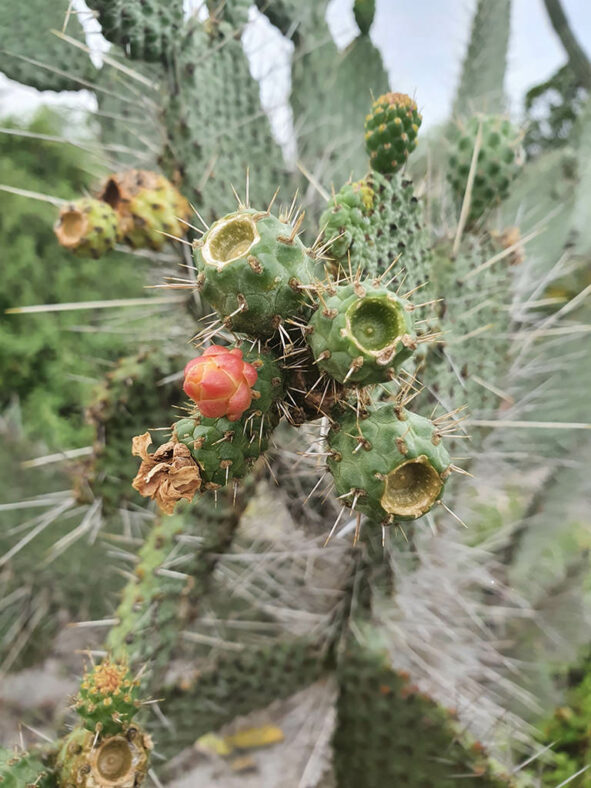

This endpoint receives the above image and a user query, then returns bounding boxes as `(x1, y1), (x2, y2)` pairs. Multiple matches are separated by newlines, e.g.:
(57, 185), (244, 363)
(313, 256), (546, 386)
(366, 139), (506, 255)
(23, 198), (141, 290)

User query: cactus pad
(448, 114), (524, 223)
(99, 169), (190, 250)
(0, 748), (52, 788)
(55, 724), (151, 788)
(365, 92), (422, 174)
(194, 208), (318, 336)
(307, 280), (416, 384)
(86, 0), (184, 64)
(327, 404), (450, 522)
(54, 198), (118, 258)
(320, 171), (430, 293)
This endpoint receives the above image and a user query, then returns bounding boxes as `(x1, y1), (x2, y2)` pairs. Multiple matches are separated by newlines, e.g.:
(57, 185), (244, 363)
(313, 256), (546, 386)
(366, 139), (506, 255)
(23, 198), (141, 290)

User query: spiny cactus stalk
(0, 747), (53, 787)
(365, 92), (422, 174)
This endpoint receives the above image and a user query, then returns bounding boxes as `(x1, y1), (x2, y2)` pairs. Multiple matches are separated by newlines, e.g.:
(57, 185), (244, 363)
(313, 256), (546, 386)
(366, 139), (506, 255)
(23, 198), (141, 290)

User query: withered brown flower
(131, 432), (201, 514)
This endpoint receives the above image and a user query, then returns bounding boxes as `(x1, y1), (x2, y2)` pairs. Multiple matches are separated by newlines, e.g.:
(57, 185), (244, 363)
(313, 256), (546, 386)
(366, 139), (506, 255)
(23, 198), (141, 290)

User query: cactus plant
(3, 1), (591, 786)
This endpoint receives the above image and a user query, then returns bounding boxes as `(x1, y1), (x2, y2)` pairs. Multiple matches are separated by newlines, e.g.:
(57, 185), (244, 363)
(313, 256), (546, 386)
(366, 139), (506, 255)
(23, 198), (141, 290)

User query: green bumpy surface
(195, 209), (318, 336)
(307, 280), (416, 384)
(334, 642), (516, 787)
(448, 114), (523, 224)
(426, 233), (512, 420)
(153, 638), (327, 756)
(79, 349), (186, 511)
(0, 0), (94, 92)
(327, 404), (450, 522)
(0, 748), (53, 788)
(320, 171), (430, 295)
(365, 92), (422, 174)
(54, 197), (118, 258)
(86, 0), (184, 63)
(175, 346), (284, 488)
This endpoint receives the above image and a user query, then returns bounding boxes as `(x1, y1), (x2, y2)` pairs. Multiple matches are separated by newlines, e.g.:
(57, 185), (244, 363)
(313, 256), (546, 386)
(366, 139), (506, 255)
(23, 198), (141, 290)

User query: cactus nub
(365, 92), (422, 174)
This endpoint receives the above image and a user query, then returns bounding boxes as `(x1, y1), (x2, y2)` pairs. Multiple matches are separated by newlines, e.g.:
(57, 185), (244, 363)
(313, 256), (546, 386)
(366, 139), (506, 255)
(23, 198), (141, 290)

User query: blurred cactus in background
(0, 0), (591, 786)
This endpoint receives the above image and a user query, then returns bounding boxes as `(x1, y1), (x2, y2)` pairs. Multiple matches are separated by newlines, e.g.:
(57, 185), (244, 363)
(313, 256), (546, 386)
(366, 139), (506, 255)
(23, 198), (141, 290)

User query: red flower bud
(183, 345), (258, 421)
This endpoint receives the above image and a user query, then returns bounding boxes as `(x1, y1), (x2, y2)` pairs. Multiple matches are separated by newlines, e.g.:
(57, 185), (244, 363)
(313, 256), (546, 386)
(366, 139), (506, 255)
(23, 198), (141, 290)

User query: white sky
(1, 0), (589, 148)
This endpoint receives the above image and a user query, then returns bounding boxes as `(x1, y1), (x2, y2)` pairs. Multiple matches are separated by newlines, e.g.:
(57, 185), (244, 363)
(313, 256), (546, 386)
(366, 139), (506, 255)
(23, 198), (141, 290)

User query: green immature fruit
(194, 208), (318, 336)
(54, 197), (118, 259)
(320, 171), (430, 294)
(365, 92), (422, 174)
(174, 346), (284, 488)
(0, 748), (52, 788)
(75, 657), (141, 735)
(327, 404), (451, 523)
(55, 725), (151, 788)
(307, 280), (416, 384)
(448, 114), (524, 223)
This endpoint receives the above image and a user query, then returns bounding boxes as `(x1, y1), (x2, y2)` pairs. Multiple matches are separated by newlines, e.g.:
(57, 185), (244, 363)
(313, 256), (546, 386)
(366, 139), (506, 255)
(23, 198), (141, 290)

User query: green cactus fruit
(327, 404), (451, 523)
(365, 92), (422, 174)
(353, 0), (376, 35)
(86, 0), (184, 64)
(320, 171), (430, 294)
(334, 641), (515, 787)
(99, 169), (190, 251)
(75, 657), (142, 735)
(448, 114), (524, 224)
(174, 345), (284, 489)
(0, 747), (52, 788)
(54, 197), (118, 259)
(55, 724), (151, 788)
(307, 280), (417, 385)
(194, 208), (319, 336)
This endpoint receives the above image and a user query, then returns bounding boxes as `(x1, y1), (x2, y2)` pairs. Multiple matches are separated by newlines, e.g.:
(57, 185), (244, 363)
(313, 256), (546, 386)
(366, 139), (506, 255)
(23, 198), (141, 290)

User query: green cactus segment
(0, 0), (94, 92)
(53, 198), (118, 259)
(175, 346), (283, 488)
(334, 643), (514, 787)
(320, 171), (430, 293)
(194, 209), (318, 336)
(55, 725), (151, 788)
(452, 0), (510, 117)
(154, 638), (327, 756)
(427, 233), (513, 418)
(353, 0), (376, 35)
(107, 487), (246, 679)
(78, 349), (186, 511)
(365, 92), (422, 174)
(327, 404), (450, 522)
(161, 21), (288, 217)
(448, 114), (524, 223)
(75, 658), (141, 736)
(0, 748), (53, 788)
(86, 0), (184, 64)
(308, 281), (416, 384)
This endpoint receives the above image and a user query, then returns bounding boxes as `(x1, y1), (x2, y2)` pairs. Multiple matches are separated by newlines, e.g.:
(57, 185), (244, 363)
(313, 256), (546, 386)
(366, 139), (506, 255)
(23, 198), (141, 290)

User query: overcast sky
(1, 0), (590, 146)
